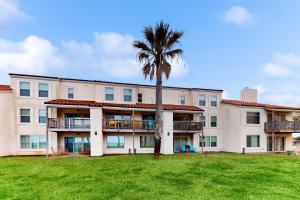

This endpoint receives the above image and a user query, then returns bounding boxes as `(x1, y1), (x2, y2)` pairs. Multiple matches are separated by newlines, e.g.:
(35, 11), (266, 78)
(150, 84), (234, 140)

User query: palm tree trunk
(153, 72), (163, 158)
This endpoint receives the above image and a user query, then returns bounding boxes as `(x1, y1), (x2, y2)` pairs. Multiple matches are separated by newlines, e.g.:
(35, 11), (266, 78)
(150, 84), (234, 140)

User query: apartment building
(0, 73), (299, 157)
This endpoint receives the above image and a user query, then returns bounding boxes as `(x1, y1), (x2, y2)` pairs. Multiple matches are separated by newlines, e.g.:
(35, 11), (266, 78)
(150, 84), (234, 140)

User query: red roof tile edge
(0, 85), (12, 91)
(221, 99), (300, 110)
(45, 99), (203, 112)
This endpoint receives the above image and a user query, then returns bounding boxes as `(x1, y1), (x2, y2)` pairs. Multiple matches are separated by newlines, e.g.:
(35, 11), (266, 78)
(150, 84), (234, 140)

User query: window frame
(105, 87), (114, 101)
(140, 135), (155, 148)
(123, 88), (132, 102)
(19, 81), (31, 97)
(38, 109), (47, 124)
(246, 112), (260, 125)
(137, 93), (143, 103)
(20, 135), (46, 150)
(210, 95), (218, 108)
(246, 135), (260, 147)
(199, 95), (206, 107)
(210, 115), (217, 128)
(67, 87), (75, 99)
(38, 83), (49, 98)
(20, 108), (31, 124)
(106, 136), (125, 149)
(179, 95), (186, 105)
(199, 136), (217, 147)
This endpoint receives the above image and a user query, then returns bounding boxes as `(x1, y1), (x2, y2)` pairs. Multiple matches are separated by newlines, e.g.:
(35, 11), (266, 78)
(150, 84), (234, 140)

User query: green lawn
(0, 153), (300, 200)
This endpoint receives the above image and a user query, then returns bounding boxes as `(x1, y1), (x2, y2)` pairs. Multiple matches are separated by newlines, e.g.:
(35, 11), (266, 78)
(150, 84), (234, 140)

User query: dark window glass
(20, 109), (30, 123)
(20, 82), (30, 97)
(38, 83), (49, 97)
(247, 135), (260, 147)
(247, 112), (260, 124)
(138, 93), (143, 103)
(140, 136), (154, 148)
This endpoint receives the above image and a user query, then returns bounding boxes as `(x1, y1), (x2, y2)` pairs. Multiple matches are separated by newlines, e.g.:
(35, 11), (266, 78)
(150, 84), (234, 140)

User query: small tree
(133, 21), (184, 158)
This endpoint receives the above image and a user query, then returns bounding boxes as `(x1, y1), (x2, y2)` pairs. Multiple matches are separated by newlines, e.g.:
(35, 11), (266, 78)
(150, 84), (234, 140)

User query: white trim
(36, 81), (51, 99)
(17, 107), (33, 125)
(18, 80), (33, 98)
(66, 87), (76, 99)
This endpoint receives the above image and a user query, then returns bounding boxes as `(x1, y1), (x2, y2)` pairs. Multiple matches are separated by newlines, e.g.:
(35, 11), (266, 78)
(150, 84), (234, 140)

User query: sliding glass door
(64, 136), (90, 153)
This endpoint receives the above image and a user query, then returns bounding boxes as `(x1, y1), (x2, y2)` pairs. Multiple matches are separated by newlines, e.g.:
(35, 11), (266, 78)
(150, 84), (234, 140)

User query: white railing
(48, 118), (90, 130)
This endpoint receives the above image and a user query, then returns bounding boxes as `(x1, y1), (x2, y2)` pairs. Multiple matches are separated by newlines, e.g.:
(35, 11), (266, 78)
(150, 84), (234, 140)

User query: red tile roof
(221, 99), (300, 110)
(45, 99), (203, 112)
(0, 85), (12, 91)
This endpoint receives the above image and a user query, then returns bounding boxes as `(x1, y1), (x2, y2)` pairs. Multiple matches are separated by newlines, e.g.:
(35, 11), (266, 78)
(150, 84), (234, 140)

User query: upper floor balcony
(265, 121), (300, 133)
(48, 117), (203, 133)
(48, 118), (90, 131)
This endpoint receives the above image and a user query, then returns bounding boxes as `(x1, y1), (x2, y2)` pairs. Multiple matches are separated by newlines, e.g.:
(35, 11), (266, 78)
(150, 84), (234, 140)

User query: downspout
(272, 110), (275, 153)
(132, 110), (135, 154)
(46, 105), (49, 158)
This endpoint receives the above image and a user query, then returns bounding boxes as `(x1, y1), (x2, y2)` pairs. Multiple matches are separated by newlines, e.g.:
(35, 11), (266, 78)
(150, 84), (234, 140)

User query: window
(107, 136), (125, 148)
(247, 135), (260, 147)
(247, 112), (260, 124)
(179, 95), (185, 105)
(67, 88), (74, 99)
(199, 95), (206, 106)
(201, 115), (206, 127)
(20, 82), (30, 97)
(38, 109), (46, 124)
(210, 95), (217, 107)
(20, 135), (30, 149)
(138, 93), (143, 103)
(123, 89), (132, 102)
(38, 83), (49, 97)
(210, 116), (217, 127)
(199, 136), (217, 147)
(20, 135), (46, 149)
(105, 87), (114, 101)
(140, 136), (154, 148)
(20, 109), (30, 123)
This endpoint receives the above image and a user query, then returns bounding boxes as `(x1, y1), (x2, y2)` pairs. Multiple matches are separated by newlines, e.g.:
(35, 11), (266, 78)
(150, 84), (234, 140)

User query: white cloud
(257, 52), (300, 106)
(222, 90), (230, 99)
(0, 35), (65, 81)
(263, 63), (292, 78)
(0, 0), (31, 25)
(254, 84), (266, 95)
(223, 6), (255, 26)
(0, 32), (189, 82)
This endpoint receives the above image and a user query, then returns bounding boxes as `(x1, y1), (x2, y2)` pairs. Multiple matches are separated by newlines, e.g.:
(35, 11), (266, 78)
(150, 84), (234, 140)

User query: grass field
(0, 153), (299, 200)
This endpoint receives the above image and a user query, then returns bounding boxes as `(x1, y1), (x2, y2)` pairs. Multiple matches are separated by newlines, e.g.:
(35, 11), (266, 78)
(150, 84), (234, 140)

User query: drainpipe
(132, 110), (135, 154)
(272, 110), (275, 153)
(46, 105), (49, 158)
(201, 115), (204, 155)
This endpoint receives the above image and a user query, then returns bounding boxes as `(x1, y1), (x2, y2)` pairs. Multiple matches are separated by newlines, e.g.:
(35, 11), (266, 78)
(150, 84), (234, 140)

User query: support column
(90, 107), (103, 156)
(160, 111), (173, 155)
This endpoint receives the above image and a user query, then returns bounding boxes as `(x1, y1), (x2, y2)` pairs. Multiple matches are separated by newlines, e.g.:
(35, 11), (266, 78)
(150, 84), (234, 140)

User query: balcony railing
(103, 119), (155, 131)
(48, 118), (90, 130)
(265, 121), (300, 133)
(173, 121), (203, 131)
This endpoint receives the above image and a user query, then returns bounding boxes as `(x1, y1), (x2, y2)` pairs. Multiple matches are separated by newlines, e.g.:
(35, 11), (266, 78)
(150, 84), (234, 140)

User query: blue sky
(1, 0), (300, 105)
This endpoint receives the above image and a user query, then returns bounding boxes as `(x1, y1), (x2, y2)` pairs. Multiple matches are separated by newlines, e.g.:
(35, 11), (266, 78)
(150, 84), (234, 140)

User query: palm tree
(133, 21), (184, 158)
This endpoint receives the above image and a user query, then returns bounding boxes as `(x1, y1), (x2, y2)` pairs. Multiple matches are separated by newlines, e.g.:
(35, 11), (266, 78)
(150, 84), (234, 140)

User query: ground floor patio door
(64, 136), (91, 153)
(267, 136), (285, 152)
(174, 137), (188, 153)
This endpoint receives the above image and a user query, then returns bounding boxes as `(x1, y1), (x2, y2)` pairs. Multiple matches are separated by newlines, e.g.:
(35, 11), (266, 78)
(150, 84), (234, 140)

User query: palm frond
(164, 49), (183, 59)
(166, 31), (184, 49)
(144, 26), (155, 48)
(133, 41), (152, 53)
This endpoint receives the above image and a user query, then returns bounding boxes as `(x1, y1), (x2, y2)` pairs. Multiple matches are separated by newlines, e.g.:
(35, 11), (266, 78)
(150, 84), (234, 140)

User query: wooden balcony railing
(265, 121), (300, 133)
(103, 119), (155, 131)
(48, 118), (90, 130)
(173, 121), (203, 131)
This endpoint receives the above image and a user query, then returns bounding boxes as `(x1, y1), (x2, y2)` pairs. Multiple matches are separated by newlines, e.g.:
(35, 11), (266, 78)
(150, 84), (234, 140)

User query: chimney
(240, 87), (257, 102)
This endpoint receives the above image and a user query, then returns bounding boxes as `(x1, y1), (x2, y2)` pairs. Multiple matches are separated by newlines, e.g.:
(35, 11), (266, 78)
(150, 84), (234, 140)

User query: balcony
(48, 118), (90, 131)
(103, 119), (155, 132)
(173, 121), (203, 133)
(265, 121), (300, 133)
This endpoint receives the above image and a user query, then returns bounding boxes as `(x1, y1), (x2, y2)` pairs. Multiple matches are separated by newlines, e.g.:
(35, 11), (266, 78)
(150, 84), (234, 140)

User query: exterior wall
(161, 111), (174, 154)
(221, 104), (268, 153)
(3, 74), (297, 156)
(0, 91), (14, 156)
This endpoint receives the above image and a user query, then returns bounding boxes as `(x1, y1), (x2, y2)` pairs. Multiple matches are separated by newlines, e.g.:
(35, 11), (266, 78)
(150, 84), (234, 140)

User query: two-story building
(0, 73), (299, 157)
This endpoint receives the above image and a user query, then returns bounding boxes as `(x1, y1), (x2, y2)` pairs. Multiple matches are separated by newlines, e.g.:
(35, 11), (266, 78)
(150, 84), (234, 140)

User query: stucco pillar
(90, 107), (103, 156)
(161, 111), (173, 154)
(193, 133), (199, 152)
